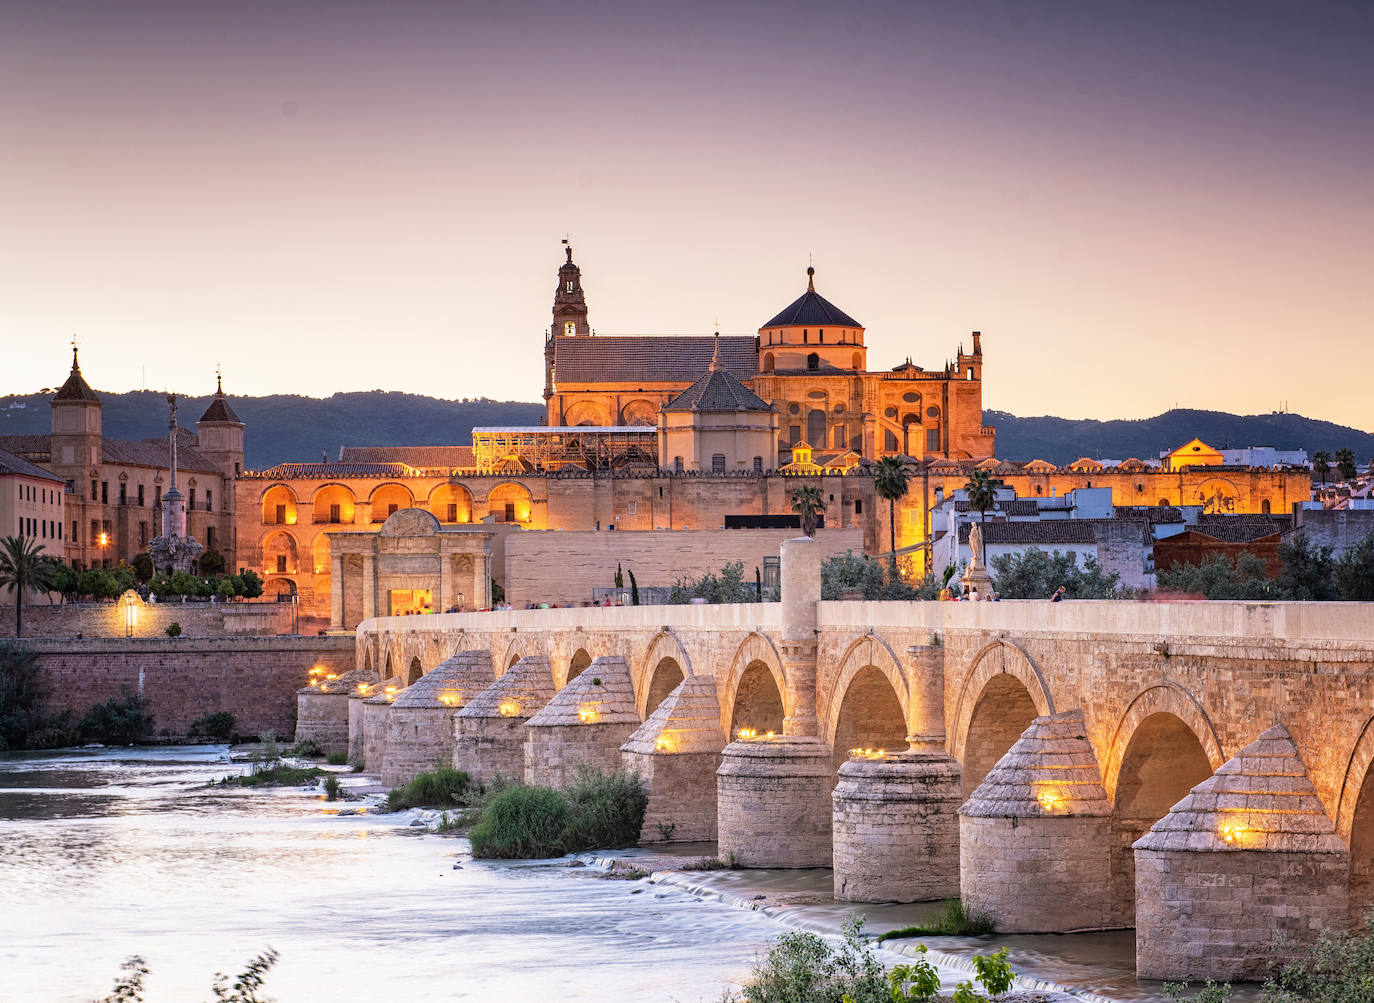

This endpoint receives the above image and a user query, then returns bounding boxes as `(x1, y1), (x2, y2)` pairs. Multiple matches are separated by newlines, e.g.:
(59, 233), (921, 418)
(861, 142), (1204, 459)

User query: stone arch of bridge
(501, 636), (531, 674)
(823, 632), (911, 742)
(951, 640), (1054, 767)
(1335, 716), (1374, 926)
(1102, 684), (1223, 926)
(721, 632), (788, 739)
(362, 646), (374, 674)
(636, 631), (694, 719)
(558, 645), (595, 689)
(825, 633), (910, 773)
(406, 656), (422, 686)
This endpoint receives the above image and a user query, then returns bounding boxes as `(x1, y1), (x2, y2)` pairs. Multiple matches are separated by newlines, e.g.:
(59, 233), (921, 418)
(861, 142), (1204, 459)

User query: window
(101, 481), (107, 504)
(206, 490), (212, 511)
(275, 503), (287, 524)
(71, 520), (78, 543)
(564, 321), (576, 335)
(139, 522), (147, 547)
(206, 526), (215, 549)
(803, 329), (808, 343)
(884, 430), (898, 451)
(627, 501), (637, 515)
(329, 503), (341, 524)
(711, 453), (726, 474)
(807, 409), (825, 445)
(387, 503), (399, 517)
(91, 480), (97, 501)
(503, 502), (515, 522)
(789, 425), (801, 445)
(189, 488), (196, 510)
(967, 367), (974, 379)
(806, 352), (819, 370)
(154, 486), (162, 507)
(673, 457), (684, 473)
(447, 503), (458, 522)
(762, 556), (780, 590)
(566, 280), (574, 293)
(818, 329), (824, 343)
(833, 426), (847, 449)
(276, 555), (287, 573)
(762, 353), (774, 373)
(1261, 499), (1271, 514)
(753, 456), (763, 473)
(137, 484), (145, 506)
(119, 482), (126, 505)
(926, 428), (940, 451)
(854, 499), (863, 514)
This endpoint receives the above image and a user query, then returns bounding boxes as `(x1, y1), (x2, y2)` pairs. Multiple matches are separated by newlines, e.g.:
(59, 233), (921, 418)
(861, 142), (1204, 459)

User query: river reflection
(0, 747), (798, 1003)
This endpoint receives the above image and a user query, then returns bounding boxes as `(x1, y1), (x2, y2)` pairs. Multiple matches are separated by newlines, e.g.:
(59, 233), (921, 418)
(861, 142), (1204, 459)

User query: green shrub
(323, 776), (341, 801)
(889, 945), (942, 1002)
(165, 621), (182, 638)
(188, 711), (236, 740)
(562, 766), (648, 851)
(326, 751), (348, 766)
(724, 916), (887, 1003)
(1164, 981), (1231, 1003)
(291, 738), (323, 758)
(876, 899), (995, 941)
(385, 766), (475, 811)
(80, 691), (153, 745)
(469, 786), (570, 858)
(0, 642), (76, 751)
(227, 764), (326, 787)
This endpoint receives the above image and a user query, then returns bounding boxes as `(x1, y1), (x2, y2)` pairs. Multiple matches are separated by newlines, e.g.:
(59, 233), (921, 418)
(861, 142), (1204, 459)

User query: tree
(1312, 451), (1331, 486)
(77, 568), (120, 601)
(1336, 447), (1358, 481)
(237, 569), (264, 600)
(1156, 553), (1277, 600)
(873, 457), (910, 558)
(1275, 532), (1337, 601)
(990, 548), (1122, 599)
(112, 562), (137, 595)
(820, 550), (920, 601)
(0, 537), (60, 637)
(1334, 533), (1374, 601)
(198, 548), (226, 576)
(963, 469), (999, 523)
(614, 562), (624, 589)
(48, 562), (79, 603)
(790, 485), (824, 538)
(627, 569), (639, 606)
(130, 552), (154, 584)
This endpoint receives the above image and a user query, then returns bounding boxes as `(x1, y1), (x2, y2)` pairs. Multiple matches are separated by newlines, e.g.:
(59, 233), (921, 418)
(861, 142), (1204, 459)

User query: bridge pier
(453, 655), (555, 785)
(1135, 724), (1349, 982)
(833, 750), (962, 901)
(361, 692), (395, 774)
(381, 651), (495, 787)
(960, 710), (1114, 932)
(621, 674), (726, 843)
(296, 668), (378, 756)
(347, 690), (368, 765)
(717, 735), (833, 867)
(524, 655), (639, 787)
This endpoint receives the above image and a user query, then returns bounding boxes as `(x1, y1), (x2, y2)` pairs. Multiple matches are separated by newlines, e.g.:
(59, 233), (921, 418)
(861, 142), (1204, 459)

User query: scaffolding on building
(470, 426), (659, 473)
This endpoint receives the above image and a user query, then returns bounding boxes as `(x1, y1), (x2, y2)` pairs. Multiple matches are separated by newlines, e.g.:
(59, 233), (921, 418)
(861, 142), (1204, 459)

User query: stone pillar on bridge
(361, 553), (375, 621)
(452, 655), (556, 785)
(832, 640), (963, 902)
(361, 688), (398, 774)
(329, 554), (344, 629)
(1135, 724), (1348, 983)
(296, 667), (379, 757)
(381, 650), (495, 787)
(524, 655), (640, 788)
(621, 674), (726, 843)
(717, 537), (834, 867)
(960, 710), (1114, 932)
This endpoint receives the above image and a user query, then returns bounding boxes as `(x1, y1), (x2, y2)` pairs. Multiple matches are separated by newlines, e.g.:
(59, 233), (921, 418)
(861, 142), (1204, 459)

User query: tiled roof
(1192, 514), (1292, 542)
(554, 335), (756, 384)
(0, 447), (66, 483)
(1114, 505), (1185, 523)
(663, 367), (772, 412)
(954, 499), (1040, 516)
(102, 433), (221, 474)
(252, 462), (421, 479)
(957, 521), (1100, 546)
(198, 393), (242, 424)
(0, 435), (52, 460)
(339, 445), (475, 468)
(761, 271), (862, 328)
(53, 350), (100, 403)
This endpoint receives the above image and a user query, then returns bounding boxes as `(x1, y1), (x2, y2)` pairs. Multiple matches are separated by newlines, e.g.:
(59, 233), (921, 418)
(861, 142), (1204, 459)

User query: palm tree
(873, 456), (910, 558)
(1336, 448), (1357, 481)
(790, 485), (824, 538)
(1312, 451), (1331, 486)
(963, 469), (1000, 522)
(0, 536), (60, 638)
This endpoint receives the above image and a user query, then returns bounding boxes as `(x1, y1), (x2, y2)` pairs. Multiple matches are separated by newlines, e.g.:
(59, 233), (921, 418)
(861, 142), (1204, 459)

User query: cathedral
(544, 245), (995, 469)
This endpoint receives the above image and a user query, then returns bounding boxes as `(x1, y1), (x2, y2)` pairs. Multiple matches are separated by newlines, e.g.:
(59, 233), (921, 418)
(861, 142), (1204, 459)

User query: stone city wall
(11, 599), (293, 639)
(28, 635), (354, 739)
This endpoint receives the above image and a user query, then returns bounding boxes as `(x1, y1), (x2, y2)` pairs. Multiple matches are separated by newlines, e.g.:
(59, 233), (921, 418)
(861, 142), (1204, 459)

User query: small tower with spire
(49, 342), (103, 476)
(546, 240), (592, 409)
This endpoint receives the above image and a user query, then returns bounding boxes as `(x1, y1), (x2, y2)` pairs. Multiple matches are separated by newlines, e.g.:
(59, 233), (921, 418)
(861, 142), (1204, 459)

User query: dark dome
(761, 268), (862, 329)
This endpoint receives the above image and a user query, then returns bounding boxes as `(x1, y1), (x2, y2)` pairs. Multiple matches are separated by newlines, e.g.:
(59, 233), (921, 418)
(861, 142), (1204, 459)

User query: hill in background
(1, 390), (1369, 469)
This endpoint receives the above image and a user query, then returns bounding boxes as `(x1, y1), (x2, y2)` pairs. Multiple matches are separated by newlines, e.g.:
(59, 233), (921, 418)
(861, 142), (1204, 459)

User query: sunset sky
(3, 1), (1371, 429)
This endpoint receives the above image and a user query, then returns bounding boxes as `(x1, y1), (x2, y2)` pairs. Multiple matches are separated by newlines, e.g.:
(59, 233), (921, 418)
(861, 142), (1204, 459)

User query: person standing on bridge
(1051, 585), (1066, 602)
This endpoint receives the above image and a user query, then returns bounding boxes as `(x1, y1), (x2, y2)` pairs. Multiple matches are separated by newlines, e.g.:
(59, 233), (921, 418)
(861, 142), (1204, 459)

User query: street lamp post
(291, 592), (299, 635)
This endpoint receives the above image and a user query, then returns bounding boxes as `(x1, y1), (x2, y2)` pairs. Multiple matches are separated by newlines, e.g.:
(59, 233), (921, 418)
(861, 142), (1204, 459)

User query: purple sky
(3, 1), (1371, 429)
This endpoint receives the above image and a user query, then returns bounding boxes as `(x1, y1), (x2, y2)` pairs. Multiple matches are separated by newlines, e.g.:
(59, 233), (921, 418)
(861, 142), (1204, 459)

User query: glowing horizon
(3, 2), (1371, 429)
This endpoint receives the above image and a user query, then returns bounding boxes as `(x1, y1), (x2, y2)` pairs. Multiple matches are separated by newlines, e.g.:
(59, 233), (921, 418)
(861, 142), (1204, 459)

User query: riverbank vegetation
(1, 643), (160, 749)
(385, 766), (477, 811)
(876, 899), (996, 940)
(219, 735), (327, 787)
(722, 916), (1015, 1003)
(94, 948), (278, 1003)
(468, 767), (648, 858)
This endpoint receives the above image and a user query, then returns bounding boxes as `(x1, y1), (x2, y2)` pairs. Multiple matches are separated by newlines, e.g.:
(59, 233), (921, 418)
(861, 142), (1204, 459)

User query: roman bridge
(325, 538), (1374, 982)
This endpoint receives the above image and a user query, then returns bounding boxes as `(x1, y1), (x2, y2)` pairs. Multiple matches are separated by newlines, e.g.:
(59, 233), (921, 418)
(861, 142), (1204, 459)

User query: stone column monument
(148, 393), (203, 574)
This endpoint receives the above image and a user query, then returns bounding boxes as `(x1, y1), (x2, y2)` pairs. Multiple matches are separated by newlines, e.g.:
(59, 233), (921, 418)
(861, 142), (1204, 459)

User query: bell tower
(49, 344), (102, 476)
(546, 241), (591, 406)
(552, 242), (590, 339)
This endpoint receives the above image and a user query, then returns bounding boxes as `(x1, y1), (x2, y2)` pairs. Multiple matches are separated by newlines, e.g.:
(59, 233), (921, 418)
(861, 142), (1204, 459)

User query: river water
(0, 747), (1210, 1002)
